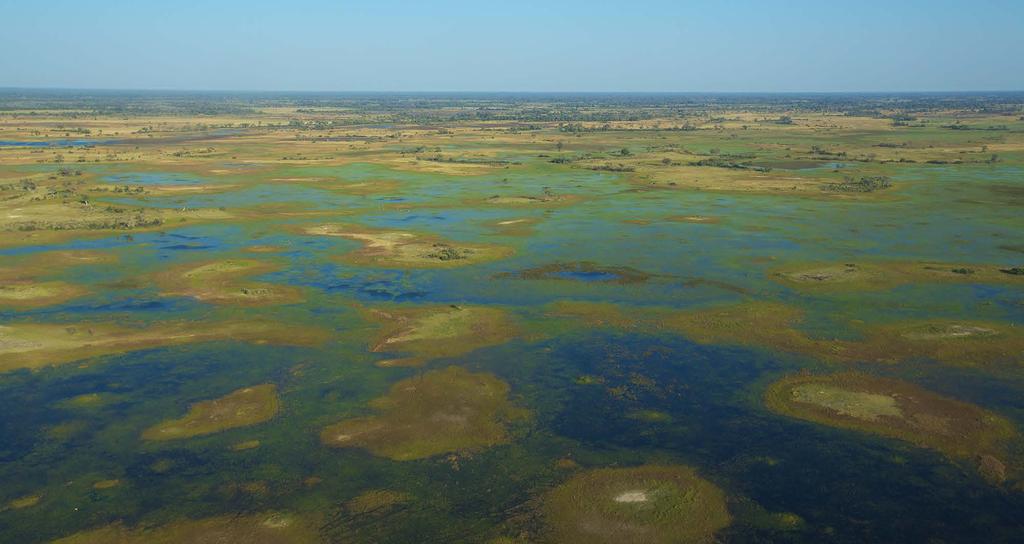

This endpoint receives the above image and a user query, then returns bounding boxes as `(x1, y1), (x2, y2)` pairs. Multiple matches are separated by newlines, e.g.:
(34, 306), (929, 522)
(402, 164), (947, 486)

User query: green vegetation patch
(231, 439), (262, 451)
(367, 305), (518, 367)
(822, 175), (893, 193)
(321, 366), (529, 461)
(766, 373), (1020, 483)
(0, 170), (231, 249)
(51, 512), (321, 544)
(0, 250), (109, 308)
(855, 319), (1024, 368)
(548, 300), (1024, 369)
(142, 384), (280, 441)
(7, 494), (41, 510)
(771, 261), (1024, 292)
(59, 393), (122, 409)
(0, 281), (85, 309)
(156, 258), (304, 306)
(305, 223), (512, 268)
(789, 384), (901, 421)
(482, 191), (582, 207)
(344, 489), (413, 514)
(0, 321), (328, 373)
(542, 465), (731, 544)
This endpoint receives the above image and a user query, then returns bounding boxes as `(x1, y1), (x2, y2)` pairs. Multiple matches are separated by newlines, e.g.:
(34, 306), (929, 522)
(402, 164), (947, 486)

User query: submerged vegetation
(497, 261), (653, 284)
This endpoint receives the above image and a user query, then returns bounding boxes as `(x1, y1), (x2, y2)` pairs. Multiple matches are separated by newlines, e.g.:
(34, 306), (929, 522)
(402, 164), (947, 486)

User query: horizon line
(2, 86), (1023, 96)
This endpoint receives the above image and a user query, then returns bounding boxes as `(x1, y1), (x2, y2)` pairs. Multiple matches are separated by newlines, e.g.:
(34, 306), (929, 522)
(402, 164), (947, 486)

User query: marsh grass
(51, 512), (321, 544)
(367, 305), (518, 367)
(142, 384), (280, 441)
(0, 320), (329, 373)
(765, 373), (1021, 483)
(542, 465), (731, 544)
(305, 223), (513, 268)
(321, 366), (530, 461)
(156, 258), (304, 306)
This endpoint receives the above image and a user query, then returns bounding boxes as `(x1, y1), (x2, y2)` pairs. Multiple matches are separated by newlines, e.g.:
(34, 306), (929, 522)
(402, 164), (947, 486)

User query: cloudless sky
(1, 0), (1022, 92)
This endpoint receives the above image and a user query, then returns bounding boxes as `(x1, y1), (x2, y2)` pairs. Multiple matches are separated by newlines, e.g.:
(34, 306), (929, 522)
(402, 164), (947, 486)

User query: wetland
(1, 91), (1023, 543)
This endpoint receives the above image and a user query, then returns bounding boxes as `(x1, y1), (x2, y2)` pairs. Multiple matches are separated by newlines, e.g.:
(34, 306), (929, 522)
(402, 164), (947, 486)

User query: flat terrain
(0, 91), (1022, 543)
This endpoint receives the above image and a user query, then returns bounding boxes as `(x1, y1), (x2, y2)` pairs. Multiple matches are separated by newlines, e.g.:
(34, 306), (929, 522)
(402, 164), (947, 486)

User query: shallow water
(103, 172), (206, 186)
(0, 139), (102, 147)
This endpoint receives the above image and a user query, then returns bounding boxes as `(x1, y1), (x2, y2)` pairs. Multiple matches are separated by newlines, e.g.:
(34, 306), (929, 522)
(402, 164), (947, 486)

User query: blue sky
(1, 0), (1021, 92)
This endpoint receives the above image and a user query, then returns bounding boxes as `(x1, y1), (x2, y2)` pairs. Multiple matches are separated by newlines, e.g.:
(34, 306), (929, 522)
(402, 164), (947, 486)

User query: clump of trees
(426, 243), (470, 261)
(689, 158), (771, 173)
(111, 185), (145, 194)
(823, 176), (893, 193)
(810, 145), (847, 158)
(889, 114), (917, 127)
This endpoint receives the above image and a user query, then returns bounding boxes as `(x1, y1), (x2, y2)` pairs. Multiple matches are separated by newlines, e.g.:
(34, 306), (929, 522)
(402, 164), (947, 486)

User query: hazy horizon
(2, 0), (1022, 93)
(2, 87), (1023, 95)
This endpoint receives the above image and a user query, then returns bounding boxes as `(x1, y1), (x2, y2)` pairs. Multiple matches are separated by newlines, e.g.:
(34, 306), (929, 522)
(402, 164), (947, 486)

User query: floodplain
(0, 91), (1023, 543)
